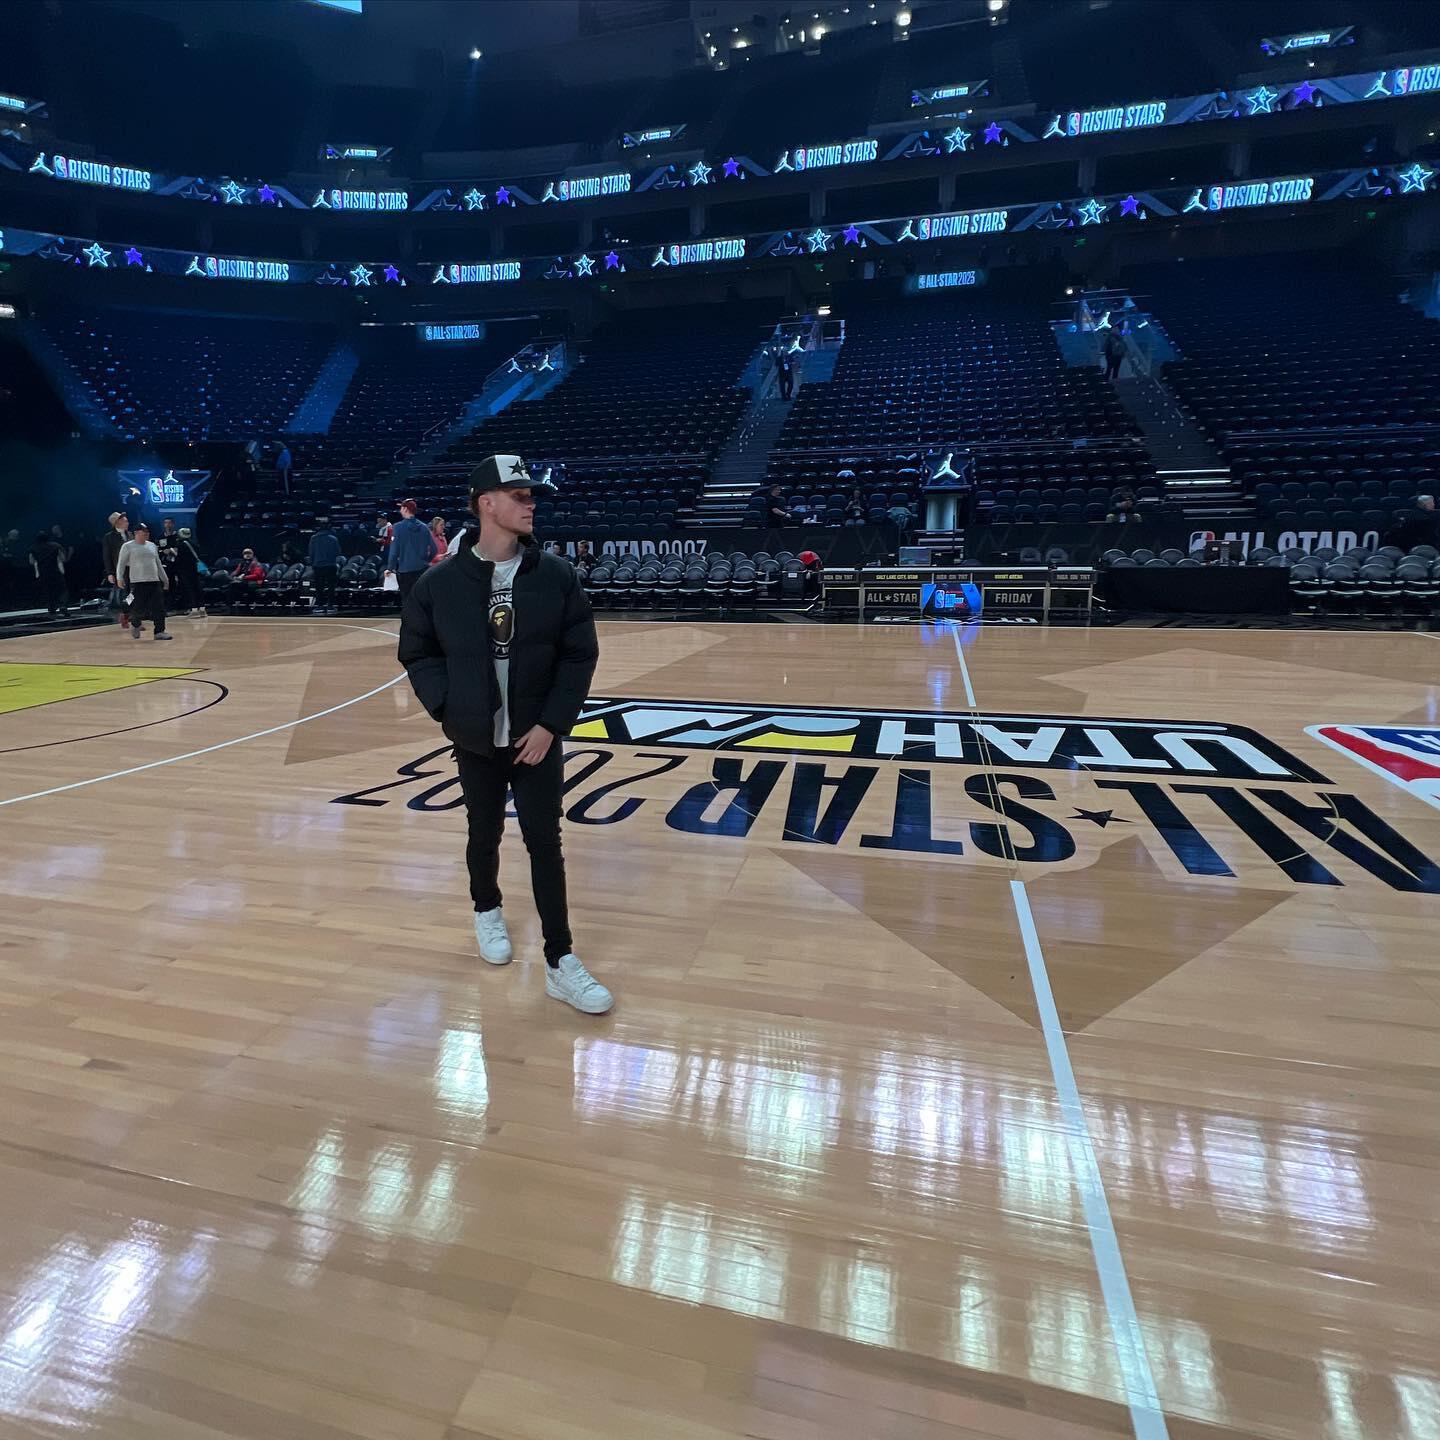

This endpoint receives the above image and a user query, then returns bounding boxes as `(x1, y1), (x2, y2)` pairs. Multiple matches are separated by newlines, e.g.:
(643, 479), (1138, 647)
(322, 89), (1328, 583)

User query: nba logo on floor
(1309, 724), (1440, 812)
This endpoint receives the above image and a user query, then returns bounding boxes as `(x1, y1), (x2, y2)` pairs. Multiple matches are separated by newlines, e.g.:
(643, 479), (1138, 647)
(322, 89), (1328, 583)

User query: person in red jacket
(232, 549), (266, 583)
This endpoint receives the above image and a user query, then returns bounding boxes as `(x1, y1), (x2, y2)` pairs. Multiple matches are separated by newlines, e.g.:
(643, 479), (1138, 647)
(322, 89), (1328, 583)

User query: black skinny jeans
(454, 740), (572, 964)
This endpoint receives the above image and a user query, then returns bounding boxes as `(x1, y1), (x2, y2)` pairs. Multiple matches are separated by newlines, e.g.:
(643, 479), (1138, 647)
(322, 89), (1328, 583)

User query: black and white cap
(468, 454), (555, 497)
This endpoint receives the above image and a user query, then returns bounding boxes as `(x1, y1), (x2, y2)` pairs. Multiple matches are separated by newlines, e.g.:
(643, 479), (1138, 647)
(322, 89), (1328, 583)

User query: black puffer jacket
(397, 538), (598, 757)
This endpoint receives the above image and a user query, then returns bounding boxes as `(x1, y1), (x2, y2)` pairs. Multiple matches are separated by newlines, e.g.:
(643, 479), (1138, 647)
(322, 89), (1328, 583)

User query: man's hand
(513, 725), (554, 766)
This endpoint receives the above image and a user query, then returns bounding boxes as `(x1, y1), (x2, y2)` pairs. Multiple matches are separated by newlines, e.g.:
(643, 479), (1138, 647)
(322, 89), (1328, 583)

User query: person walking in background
(1102, 328), (1126, 381)
(429, 515), (449, 565)
(397, 453), (612, 1015)
(385, 499), (433, 604)
(776, 346), (795, 401)
(375, 511), (393, 555)
(102, 510), (136, 630)
(308, 517), (342, 614)
(115, 521), (172, 641)
(174, 526), (205, 615)
(29, 531), (68, 617)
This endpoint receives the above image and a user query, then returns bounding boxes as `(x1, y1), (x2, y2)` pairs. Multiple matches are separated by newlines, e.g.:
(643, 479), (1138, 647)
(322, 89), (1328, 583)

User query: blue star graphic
(1078, 198), (1106, 226)
(1245, 86), (1278, 115)
(689, 159), (712, 186)
(843, 224), (861, 245)
(1120, 194), (1140, 216)
(1291, 80), (1316, 105)
(463, 187), (485, 210)
(495, 186), (511, 205)
(723, 156), (741, 178)
(350, 263), (373, 287)
(83, 241), (110, 268)
(984, 122), (1004, 144)
(258, 183), (277, 204)
(220, 179), (246, 204)
(604, 250), (621, 269)
(573, 253), (595, 277)
(124, 246), (143, 266)
(943, 126), (971, 154)
(805, 227), (832, 253)
(383, 264), (400, 283)
(1399, 162), (1434, 193)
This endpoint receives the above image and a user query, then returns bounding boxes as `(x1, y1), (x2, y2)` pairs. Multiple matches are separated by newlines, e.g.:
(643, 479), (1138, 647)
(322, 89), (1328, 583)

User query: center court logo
(1308, 724), (1440, 813)
(333, 698), (1440, 893)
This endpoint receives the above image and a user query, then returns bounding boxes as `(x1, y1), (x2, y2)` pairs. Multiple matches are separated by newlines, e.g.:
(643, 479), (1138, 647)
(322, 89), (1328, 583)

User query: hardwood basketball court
(0, 615), (1436, 1440)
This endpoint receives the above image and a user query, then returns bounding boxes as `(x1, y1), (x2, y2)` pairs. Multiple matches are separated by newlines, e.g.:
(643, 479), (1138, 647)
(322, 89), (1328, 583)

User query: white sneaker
(473, 907), (512, 965)
(545, 954), (613, 1015)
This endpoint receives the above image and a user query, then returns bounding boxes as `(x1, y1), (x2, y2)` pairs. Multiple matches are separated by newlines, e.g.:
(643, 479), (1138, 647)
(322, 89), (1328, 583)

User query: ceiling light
(895, 9), (912, 27)
(468, 46), (482, 60)
(812, 23), (825, 37)
(987, 0), (1006, 10)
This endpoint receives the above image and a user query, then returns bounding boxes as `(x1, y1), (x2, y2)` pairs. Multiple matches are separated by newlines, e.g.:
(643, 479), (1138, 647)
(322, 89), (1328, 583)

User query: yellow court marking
(0, 663), (200, 717)
(734, 728), (856, 752)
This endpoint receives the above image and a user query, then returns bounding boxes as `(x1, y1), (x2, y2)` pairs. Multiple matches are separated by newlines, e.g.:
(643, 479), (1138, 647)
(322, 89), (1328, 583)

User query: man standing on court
(308, 516), (342, 614)
(115, 521), (172, 641)
(384, 499), (432, 605)
(102, 510), (136, 631)
(397, 455), (612, 1015)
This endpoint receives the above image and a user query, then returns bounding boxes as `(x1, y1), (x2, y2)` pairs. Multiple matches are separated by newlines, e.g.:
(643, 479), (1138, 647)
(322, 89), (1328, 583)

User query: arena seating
(1234, 434), (1440, 535)
(293, 324), (534, 471)
(387, 304), (776, 525)
(41, 307), (332, 442)
(1102, 542), (1440, 615)
(757, 293), (1147, 526)
(1135, 256), (1440, 442)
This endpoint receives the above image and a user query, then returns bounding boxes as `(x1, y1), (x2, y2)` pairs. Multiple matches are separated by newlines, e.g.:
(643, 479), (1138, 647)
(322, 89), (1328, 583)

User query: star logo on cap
(509, 459), (530, 479)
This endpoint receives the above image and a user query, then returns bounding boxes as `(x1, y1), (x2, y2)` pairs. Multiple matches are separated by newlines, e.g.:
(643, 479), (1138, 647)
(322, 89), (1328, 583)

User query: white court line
(949, 620), (1170, 1440)
(0, 625), (402, 809)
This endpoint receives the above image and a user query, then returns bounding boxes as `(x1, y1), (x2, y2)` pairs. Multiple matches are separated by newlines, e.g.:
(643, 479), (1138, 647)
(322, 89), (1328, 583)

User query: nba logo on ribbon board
(1308, 725), (1440, 812)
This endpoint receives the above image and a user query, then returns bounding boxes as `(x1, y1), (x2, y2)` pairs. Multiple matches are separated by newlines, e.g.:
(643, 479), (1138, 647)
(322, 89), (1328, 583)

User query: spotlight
(1065, 286), (1075, 296)
(987, 0), (1006, 10)
(895, 8), (911, 27)
(468, 46), (482, 60)
(812, 22), (825, 37)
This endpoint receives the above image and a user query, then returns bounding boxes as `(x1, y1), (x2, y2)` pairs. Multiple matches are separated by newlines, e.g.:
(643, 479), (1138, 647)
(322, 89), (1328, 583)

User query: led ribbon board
(0, 161), (1428, 288)
(313, 188), (407, 210)
(1261, 26), (1353, 55)
(0, 92), (43, 115)
(651, 239), (745, 266)
(913, 269), (982, 290)
(912, 81), (988, 107)
(322, 144), (393, 162)
(544, 172), (632, 202)
(1057, 103), (1167, 138)
(29, 152), (151, 191)
(431, 262), (521, 284)
(898, 209), (1008, 241)
(622, 125), (685, 147)
(778, 139), (879, 172)
(1193, 176), (1313, 211)
(417, 322), (484, 341)
(186, 255), (291, 281)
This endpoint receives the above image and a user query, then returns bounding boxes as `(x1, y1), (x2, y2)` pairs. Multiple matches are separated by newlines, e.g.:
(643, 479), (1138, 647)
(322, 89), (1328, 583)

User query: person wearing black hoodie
(102, 510), (136, 630)
(397, 454), (611, 1015)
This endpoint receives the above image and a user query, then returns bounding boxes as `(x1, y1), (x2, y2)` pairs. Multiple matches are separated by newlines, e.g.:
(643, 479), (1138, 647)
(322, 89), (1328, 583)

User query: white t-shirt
(482, 549), (522, 747)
